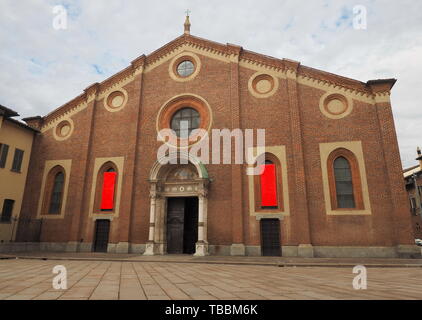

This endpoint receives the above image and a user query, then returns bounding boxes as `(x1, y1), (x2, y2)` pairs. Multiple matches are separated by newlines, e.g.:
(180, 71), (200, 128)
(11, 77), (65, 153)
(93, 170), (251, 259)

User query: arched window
(327, 149), (364, 210)
(254, 153), (283, 211)
(333, 157), (355, 208)
(42, 166), (66, 215)
(49, 172), (64, 214)
(94, 163), (118, 213)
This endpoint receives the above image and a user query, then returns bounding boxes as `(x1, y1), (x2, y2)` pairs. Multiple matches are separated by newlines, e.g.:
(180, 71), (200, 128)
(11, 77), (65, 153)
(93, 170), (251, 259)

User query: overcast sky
(0, 0), (421, 168)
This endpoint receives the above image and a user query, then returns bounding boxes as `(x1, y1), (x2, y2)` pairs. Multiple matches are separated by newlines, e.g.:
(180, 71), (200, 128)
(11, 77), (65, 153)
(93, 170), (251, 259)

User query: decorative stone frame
(93, 161), (119, 214)
(103, 88), (128, 112)
(319, 92), (353, 120)
(319, 141), (371, 215)
(144, 152), (210, 256)
(247, 146), (290, 218)
(40, 166), (65, 216)
(156, 94), (213, 148)
(88, 157), (124, 219)
(53, 118), (74, 141)
(248, 72), (279, 98)
(168, 52), (201, 82)
(253, 152), (284, 213)
(37, 160), (72, 219)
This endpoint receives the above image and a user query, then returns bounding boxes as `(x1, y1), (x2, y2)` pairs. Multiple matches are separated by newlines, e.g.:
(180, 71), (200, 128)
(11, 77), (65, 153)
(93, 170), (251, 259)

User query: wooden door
(93, 220), (110, 253)
(166, 198), (185, 254)
(260, 219), (281, 256)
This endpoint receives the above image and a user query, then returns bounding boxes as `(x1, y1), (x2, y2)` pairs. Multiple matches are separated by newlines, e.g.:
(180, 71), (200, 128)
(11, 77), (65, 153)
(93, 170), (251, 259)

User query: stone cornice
(239, 50), (285, 74)
(298, 65), (372, 96)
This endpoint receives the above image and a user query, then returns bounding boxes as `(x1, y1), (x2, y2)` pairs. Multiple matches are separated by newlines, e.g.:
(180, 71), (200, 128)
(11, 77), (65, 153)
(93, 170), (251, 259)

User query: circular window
(59, 123), (70, 137)
(171, 107), (200, 137)
(108, 92), (125, 108)
(104, 89), (128, 112)
(320, 93), (352, 119)
(54, 119), (74, 141)
(253, 75), (274, 94)
(169, 53), (201, 82)
(157, 95), (212, 148)
(325, 98), (347, 115)
(177, 60), (195, 77)
(248, 72), (278, 98)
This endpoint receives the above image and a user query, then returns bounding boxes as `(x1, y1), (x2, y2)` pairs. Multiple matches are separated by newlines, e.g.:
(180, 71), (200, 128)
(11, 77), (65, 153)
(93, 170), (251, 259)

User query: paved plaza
(0, 257), (421, 300)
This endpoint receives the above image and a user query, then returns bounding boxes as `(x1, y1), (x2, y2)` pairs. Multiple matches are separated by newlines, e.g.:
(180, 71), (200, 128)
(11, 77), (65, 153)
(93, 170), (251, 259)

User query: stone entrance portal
(144, 153), (209, 256)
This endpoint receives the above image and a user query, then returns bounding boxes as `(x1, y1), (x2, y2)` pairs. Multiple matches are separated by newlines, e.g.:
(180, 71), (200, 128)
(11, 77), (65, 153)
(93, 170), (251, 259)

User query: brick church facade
(15, 17), (419, 258)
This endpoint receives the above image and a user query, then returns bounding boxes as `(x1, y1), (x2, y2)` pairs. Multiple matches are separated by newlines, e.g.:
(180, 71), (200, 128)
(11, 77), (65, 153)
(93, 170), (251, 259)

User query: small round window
(170, 107), (200, 138)
(176, 60), (195, 77)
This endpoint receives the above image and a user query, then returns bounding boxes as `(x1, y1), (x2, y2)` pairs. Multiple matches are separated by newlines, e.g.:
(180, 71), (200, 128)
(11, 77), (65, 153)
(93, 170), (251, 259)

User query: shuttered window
(0, 144), (9, 168)
(1, 199), (14, 223)
(11, 148), (24, 172)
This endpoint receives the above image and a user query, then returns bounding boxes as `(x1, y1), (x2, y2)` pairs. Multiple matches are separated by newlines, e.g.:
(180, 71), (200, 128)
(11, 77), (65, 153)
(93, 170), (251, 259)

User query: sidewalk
(1, 251), (422, 268)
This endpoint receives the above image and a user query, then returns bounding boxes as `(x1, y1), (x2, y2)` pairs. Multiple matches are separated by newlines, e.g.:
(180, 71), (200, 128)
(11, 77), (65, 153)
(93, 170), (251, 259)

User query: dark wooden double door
(93, 220), (110, 253)
(167, 197), (198, 254)
(261, 219), (281, 256)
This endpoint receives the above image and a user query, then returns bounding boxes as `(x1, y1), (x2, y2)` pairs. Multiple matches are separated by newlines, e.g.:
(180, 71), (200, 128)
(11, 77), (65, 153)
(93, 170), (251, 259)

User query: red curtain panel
(100, 172), (117, 210)
(260, 164), (278, 207)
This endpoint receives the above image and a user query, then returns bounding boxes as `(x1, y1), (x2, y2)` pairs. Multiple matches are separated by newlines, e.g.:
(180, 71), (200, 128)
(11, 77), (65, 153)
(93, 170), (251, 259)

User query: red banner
(100, 172), (116, 210)
(260, 164), (278, 207)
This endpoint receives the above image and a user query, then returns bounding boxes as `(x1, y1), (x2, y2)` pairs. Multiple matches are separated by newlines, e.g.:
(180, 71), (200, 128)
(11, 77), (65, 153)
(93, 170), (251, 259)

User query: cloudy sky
(0, 0), (421, 168)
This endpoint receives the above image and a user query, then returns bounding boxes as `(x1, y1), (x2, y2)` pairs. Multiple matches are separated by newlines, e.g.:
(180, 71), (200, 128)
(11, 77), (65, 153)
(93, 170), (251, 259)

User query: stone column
(144, 187), (157, 255)
(194, 186), (209, 256)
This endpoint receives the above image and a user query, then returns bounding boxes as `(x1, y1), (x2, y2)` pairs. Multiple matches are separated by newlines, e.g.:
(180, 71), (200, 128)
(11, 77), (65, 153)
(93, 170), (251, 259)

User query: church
(14, 16), (419, 258)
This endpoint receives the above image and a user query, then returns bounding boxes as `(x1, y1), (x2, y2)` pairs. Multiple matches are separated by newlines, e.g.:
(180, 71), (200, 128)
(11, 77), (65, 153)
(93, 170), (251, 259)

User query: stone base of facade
(129, 243), (146, 254)
(298, 244), (315, 258)
(65, 241), (78, 252)
(0, 242), (420, 258)
(230, 243), (246, 256)
(78, 243), (93, 252)
(394, 245), (421, 259)
(109, 242), (130, 254)
(312, 246), (421, 258)
(0, 242), (42, 253)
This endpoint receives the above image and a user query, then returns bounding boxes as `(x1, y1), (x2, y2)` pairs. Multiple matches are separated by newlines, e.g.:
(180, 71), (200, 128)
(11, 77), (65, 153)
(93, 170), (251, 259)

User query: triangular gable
(26, 33), (391, 132)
